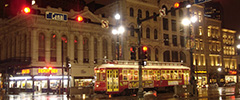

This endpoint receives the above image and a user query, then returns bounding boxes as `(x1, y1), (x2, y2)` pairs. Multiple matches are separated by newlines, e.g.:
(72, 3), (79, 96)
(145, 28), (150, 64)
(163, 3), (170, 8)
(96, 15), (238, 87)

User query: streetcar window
(101, 73), (106, 81)
(128, 70), (134, 80)
(161, 70), (167, 80)
(173, 70), (178, 79)
(134, 70), (138, 80)
(96, 73), (100, 81)
(167, 70), (170, 80)
(122, 70), (128, 81)
(143, 70), (148, 80)
(148, 70), (154, 80)
(178, 70), (182, 79)
(155, 70), (161, 80)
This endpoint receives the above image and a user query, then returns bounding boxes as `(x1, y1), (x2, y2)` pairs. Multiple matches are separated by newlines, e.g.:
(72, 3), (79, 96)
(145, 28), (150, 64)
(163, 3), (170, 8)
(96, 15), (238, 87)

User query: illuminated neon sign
(229, 71), (237, 75)
(38, 68), (58, 74)
(22, 69), (30, 74)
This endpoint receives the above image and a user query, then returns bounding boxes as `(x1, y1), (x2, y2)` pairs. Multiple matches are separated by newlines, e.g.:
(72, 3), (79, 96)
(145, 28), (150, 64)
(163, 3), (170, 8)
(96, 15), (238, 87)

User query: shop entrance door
(106, 69), (119, 92)
(34, 81), (43, 92)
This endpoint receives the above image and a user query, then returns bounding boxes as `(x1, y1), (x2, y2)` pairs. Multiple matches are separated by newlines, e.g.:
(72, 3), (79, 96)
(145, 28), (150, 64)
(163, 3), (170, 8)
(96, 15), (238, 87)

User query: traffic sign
(159, 8), (166, 17)
(101, 20), (109, 29)
(45, 11), (68, 21)
(194, 0), (211, 4)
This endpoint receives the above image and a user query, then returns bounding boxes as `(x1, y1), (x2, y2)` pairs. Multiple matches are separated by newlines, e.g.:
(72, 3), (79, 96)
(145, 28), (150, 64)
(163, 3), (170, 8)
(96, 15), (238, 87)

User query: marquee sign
(22, 69), (30, 75)
(38, 68), (58, 74)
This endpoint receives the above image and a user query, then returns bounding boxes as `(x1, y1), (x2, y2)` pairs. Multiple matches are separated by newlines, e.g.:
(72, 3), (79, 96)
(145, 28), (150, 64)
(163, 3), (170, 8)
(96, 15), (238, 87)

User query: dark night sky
(213, 0), (240, 32)
(85, 0), (240, 32)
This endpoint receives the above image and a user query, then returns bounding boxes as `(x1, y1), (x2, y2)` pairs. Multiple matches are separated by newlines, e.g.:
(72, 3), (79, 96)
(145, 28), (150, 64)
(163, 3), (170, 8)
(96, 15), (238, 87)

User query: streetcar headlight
(96, 85), (99, 87)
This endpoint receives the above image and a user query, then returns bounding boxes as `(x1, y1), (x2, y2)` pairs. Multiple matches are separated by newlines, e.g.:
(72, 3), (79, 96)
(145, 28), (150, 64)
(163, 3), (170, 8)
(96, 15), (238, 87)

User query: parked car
(208, 83), (218, 88)
(224, 82), (236, 87)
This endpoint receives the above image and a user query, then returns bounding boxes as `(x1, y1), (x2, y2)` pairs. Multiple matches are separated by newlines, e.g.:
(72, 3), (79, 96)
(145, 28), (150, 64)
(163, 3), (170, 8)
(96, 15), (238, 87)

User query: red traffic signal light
(142, 46), (148, 52)
(22, 7), (31, 14)
(174, 2), (180, 8)
(76, 15), (83, 22)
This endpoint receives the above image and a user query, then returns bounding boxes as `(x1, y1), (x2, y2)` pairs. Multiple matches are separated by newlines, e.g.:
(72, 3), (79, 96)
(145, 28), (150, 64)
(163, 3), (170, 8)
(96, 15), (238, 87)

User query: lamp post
(112, 13), (125, 60)
(182, 12), (198, 96)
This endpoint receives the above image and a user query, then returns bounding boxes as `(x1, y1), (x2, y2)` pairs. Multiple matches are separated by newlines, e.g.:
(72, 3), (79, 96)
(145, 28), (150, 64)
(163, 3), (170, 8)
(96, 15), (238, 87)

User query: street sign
(194, 0), (211, 4)
(45, 11), (68, 21)
(159, 8), (166, 17)
(101, 20), (109, 29)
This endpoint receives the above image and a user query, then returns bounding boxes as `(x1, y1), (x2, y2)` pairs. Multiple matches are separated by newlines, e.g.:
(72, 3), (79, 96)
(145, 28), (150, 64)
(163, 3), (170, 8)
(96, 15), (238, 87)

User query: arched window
(172, 51), (178, 62)
(74, 36), (78, 63)
(171, 7), (176, 16)
(50, 34), (57, 62)
(103, 39), (108, 60)
(146, 11), (149, 18)
(147, 48), (151, 61)
(130, 8), (134, 17)
(38, 33), (45, 61)
(155, 48), (159, 61)
(112, 39), (116, 60)
(61, 35), (67, 62)
(179, 9), (183, 18)
(163, 51), (170, 62)
(146, 28), (150, 39)
(154, 29), (158, 39)
(138, 9), (142, 18)
(180, 51), (186, 63)
(83, 37), (89, 63)
(153, 12), (157, 21)
(130, 25), (134, 37)
(94, 38), (98, 64)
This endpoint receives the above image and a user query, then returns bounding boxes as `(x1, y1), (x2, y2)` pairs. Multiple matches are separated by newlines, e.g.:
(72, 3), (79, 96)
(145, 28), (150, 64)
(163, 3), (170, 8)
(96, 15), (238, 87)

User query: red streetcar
(94, 61), (190, 95)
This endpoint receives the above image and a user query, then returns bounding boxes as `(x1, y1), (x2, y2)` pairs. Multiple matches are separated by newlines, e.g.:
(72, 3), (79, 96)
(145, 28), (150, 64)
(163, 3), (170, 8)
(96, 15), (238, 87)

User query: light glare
(115, 13), (121, 20)
(182, 18), (191, 26)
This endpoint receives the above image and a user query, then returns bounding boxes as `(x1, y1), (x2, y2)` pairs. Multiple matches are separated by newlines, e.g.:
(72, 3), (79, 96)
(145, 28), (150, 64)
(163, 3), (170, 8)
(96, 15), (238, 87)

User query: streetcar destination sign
(45, 11), (68, 21)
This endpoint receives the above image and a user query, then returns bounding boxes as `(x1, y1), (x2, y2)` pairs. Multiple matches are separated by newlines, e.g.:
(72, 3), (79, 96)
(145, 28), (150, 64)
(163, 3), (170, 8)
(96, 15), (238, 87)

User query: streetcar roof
(96, 64), (190, 70)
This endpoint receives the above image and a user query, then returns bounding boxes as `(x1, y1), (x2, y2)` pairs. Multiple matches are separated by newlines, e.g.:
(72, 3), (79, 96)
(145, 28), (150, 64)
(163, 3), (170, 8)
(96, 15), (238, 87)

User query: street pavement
(1, 86), (240, 100)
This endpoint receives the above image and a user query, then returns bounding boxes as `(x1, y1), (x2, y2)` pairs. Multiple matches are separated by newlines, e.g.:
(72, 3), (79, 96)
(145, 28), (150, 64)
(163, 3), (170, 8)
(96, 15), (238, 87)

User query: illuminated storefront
(225, 70), (237, 83)
(9, 67), (70, 92)
(195, 71), (207, 87)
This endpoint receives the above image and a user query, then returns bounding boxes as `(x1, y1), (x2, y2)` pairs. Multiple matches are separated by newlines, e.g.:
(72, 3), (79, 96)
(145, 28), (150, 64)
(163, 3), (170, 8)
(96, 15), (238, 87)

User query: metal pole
(188, 7), (197, 97)
(137, 17), (144, 100)
(61, 40), (64, 94)
(67, 57), (70, 97)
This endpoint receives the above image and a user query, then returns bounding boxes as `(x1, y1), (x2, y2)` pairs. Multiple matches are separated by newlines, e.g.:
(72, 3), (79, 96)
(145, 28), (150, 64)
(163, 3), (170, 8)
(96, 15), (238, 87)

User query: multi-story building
(204, 1), (223, 20)
(0, 0), (237, 93)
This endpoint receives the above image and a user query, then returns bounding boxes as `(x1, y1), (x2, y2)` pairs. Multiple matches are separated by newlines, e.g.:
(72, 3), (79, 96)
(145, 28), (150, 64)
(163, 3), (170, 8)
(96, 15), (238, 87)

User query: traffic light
(76, 15), (91, 23)
(141, 46), (148, 59)
(173, 1), (191, 9)
(130, 47), (136, 60)
(22, 7), (31, 14)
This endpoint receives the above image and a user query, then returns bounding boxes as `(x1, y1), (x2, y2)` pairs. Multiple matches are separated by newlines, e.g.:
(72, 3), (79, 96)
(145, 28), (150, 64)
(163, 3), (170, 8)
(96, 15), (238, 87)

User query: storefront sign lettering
(38, 69), (58, 74)
(128, 80), (154, 89)
(22, 69), (30, 74)
(195, 71), (207, 74)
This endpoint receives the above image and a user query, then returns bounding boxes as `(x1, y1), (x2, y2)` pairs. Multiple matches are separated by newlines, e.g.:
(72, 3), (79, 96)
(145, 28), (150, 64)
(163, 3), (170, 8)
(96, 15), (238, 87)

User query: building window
(38, 33), (45, 61)
(74, 36), (78, 63)
(199, 26), (202, 35)
(138, 9), (142, 18)
(180, 24), (184, 32)
(153, 12), (157, 21)
(171, 7), (176, 16)
(155, 48), (159, 61)
(163, 51), (170, 62)
(147, 48), (151, 61)
(103, 39), (108, 60)
(164, 34), (169, 46)
(130, 8), (134, 17)
(61, 35), (67, 62)
(50, 34), (57, 62)
(146, 28), (150, 39)
(179, 9), (183, 18)
(154, 29), (158, 39)
(208, 26), (211, 37)
(198, 12), (202, 22)
(172, 35), (177, 46)
(171, 20), (176, 31)
(83, 37), (89, 63)
(180, 36), (185, 47)
(112, 39), (116, 60)
(94, 38), (98, 64)
(172, 51), (178, 62)
(130, 25), (134, 37)
(180, 51), (186, 63)
(146, 11), (149, 18)
(163, 18), (168, 30)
